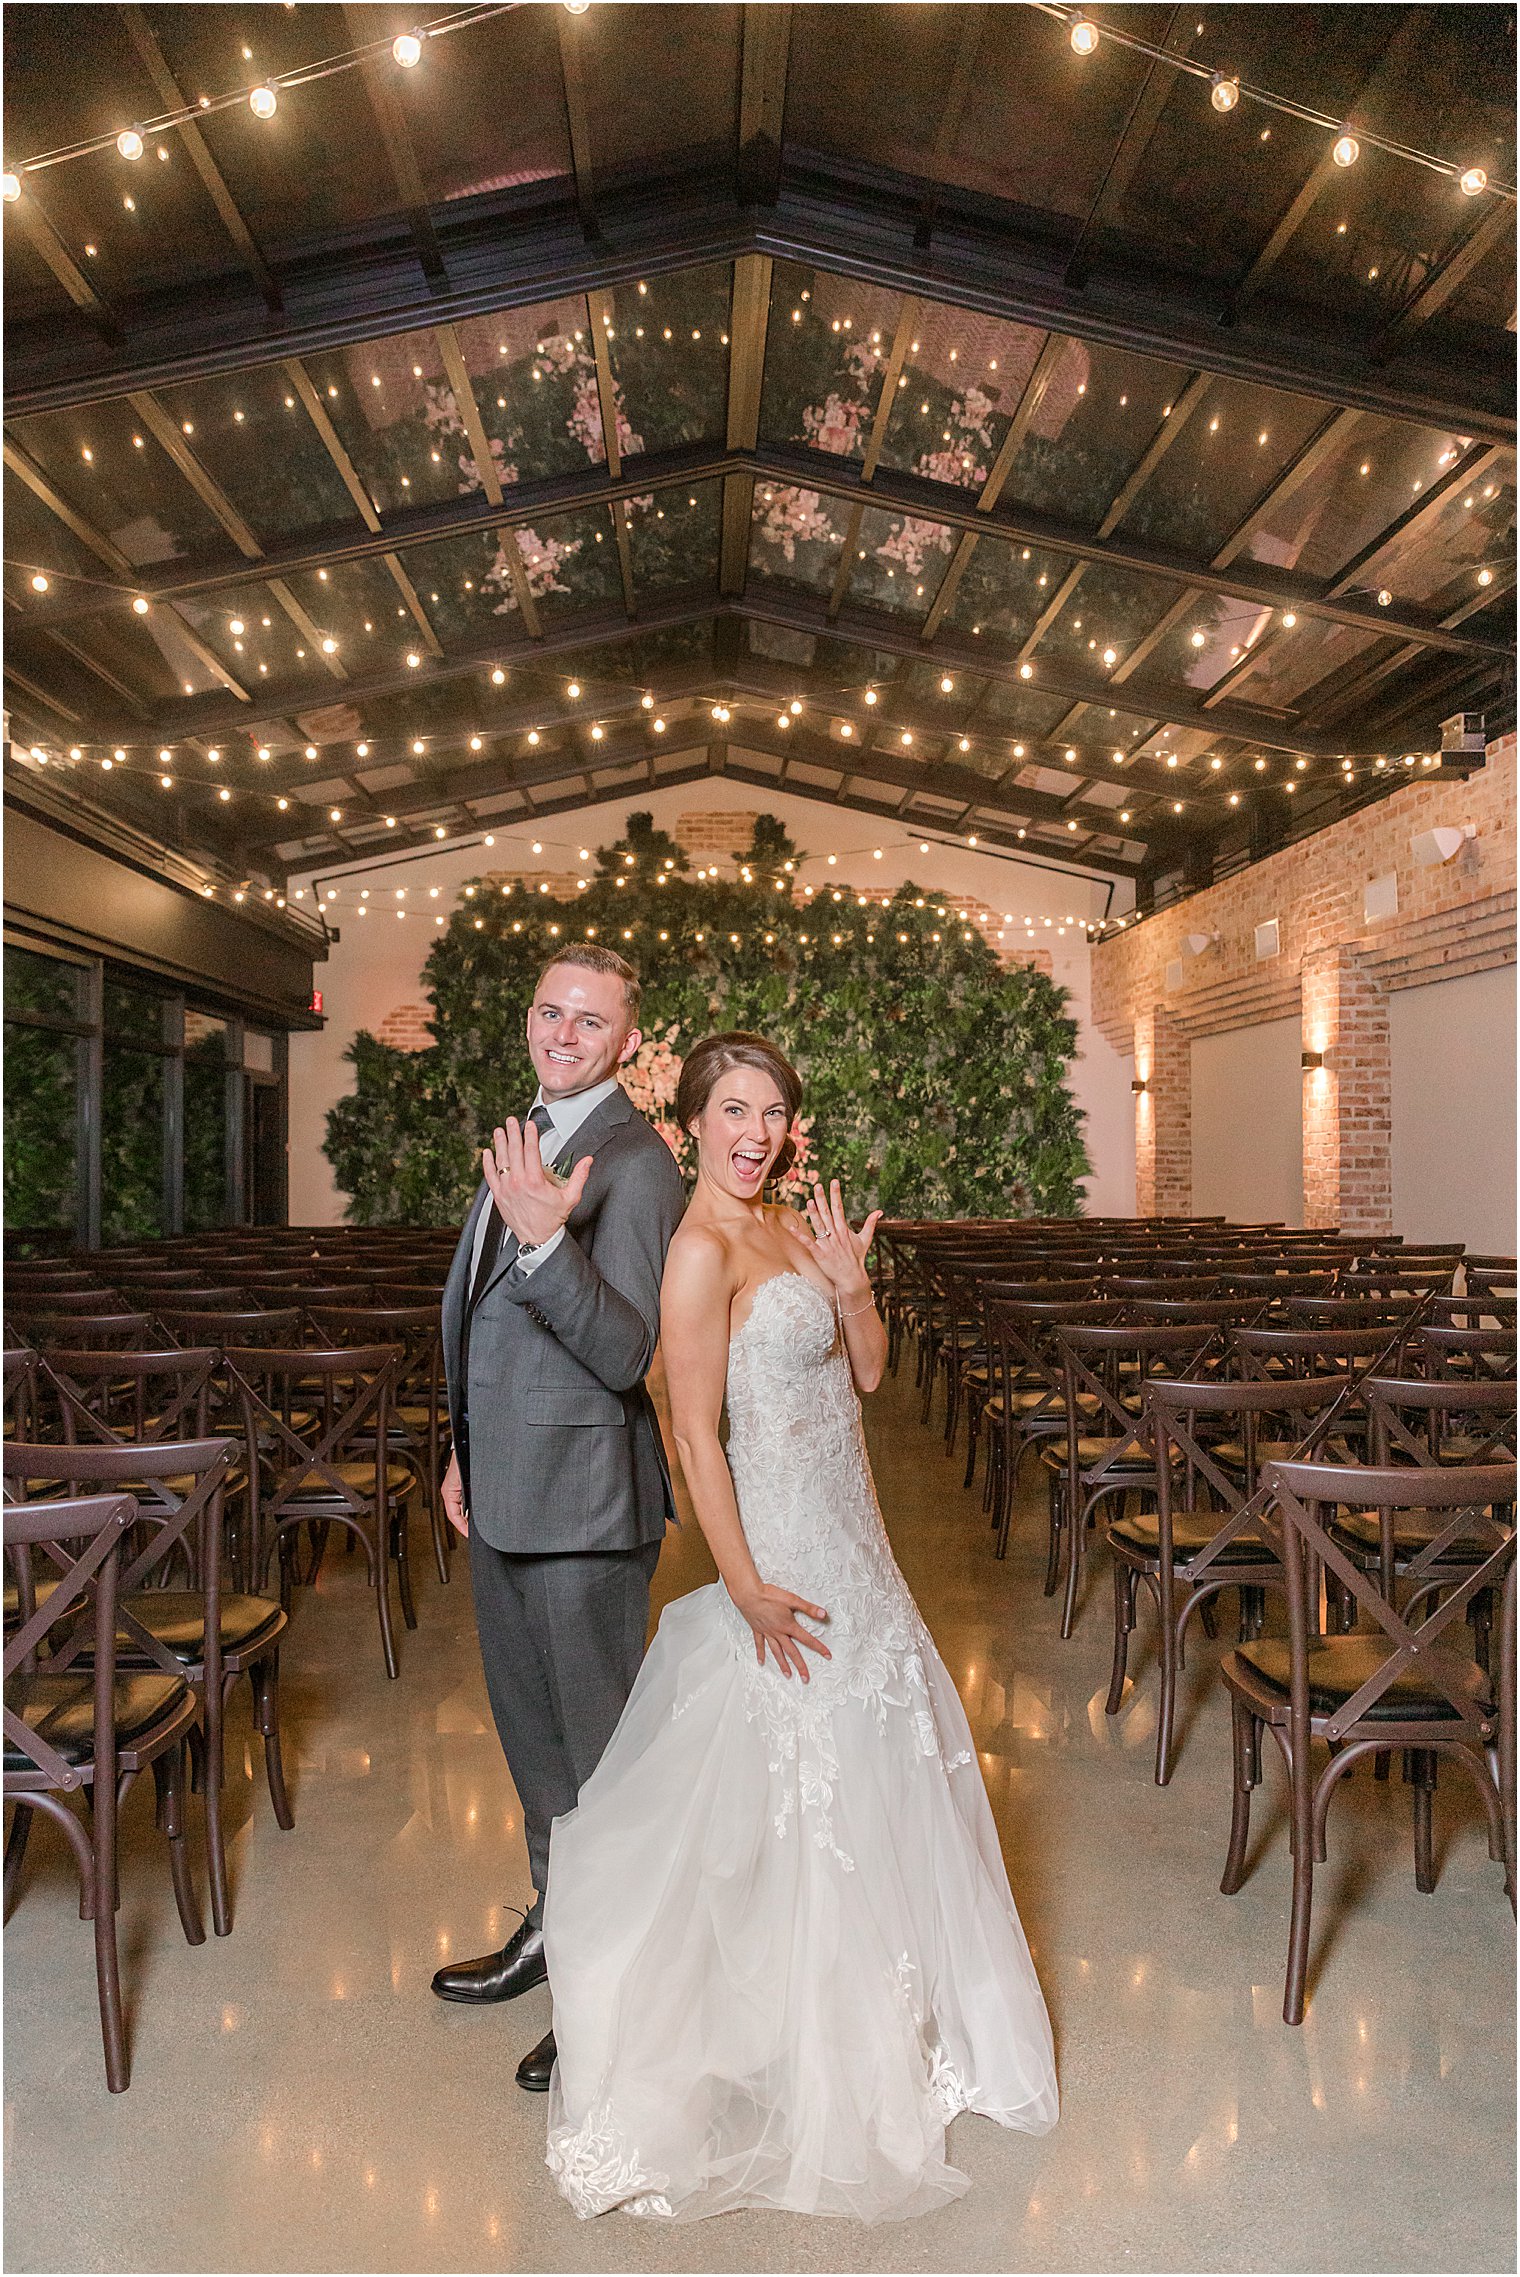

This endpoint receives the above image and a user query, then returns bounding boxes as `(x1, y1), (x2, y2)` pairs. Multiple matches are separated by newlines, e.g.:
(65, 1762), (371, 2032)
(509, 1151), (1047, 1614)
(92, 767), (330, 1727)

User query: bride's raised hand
(788, 1178), (883, 1298)
(731, 1576), (832, 1682)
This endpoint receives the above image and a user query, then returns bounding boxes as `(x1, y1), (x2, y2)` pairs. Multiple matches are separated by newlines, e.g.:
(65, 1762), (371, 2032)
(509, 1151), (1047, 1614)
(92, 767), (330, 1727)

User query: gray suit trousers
(470, 1528), (661, 1925)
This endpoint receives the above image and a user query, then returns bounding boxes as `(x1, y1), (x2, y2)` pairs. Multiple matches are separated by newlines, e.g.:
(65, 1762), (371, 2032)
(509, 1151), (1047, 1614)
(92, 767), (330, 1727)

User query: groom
(433, 943), (685, 2092)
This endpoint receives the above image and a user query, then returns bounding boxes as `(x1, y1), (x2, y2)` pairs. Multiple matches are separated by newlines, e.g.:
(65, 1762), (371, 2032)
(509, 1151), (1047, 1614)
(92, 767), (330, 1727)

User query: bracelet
(837, 1292), (878, 1319)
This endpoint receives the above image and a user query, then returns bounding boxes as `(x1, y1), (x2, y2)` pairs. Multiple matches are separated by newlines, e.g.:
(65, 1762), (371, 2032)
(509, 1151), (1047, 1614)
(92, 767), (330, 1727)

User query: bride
(544, 1032), (1057, 2222)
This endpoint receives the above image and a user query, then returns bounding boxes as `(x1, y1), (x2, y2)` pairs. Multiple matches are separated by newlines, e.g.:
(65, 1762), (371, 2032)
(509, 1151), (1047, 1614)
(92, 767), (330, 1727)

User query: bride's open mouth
(730, 1146), (768, 1185)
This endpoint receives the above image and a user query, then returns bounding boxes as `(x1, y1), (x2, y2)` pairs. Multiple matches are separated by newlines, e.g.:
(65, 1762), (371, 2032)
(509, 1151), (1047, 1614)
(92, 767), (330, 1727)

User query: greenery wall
(326, 813), (1091, 1226)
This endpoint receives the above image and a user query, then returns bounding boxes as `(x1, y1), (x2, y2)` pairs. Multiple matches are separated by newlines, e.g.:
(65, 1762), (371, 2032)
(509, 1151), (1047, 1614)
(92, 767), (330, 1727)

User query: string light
(249, 86), (278, 119)
(1332, 133), (1359, 167)
(1460, 166), (1488, 196)
(1069, 14), (1099, 53)
(392, 31), (423, 65)
(1210, 73), (1240, 112)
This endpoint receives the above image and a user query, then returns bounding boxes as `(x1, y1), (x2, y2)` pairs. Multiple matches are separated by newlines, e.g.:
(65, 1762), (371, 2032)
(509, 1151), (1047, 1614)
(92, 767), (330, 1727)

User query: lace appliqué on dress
(546, 2105), (674, 2220)
(717, 1275), (971, 1867)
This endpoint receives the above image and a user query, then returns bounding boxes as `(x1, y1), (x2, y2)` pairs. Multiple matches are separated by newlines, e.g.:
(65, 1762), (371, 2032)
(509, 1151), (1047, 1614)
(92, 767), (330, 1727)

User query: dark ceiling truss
(1221, 8), (1432, 325)
(15, 430), (1508, 682)
(737, 3), (792, 210)
(6, 163), (1511, 441)
(243, 703), (1146, 881)
(1063, 6), (1196, 291)
(119, 4), (282, 314)
(33, 568), (1397, 766)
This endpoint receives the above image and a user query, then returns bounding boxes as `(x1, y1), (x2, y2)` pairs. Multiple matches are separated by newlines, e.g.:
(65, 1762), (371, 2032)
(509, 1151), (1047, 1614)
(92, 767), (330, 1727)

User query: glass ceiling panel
(278, 556), (423, 672)
(747, 482), (848, 598)
(1140, 592), (1283, 697)
(520, 504), (625, 621)
(303, 324), (489, 520)
(939, 531), (1069, 647)
(1118, 380), (1333, 559)
(400, 529), (530, 646)
(1352, 450), (1516, 616)
(1030, 565), (1187, 674)
(626, 482), (721, 595)
(873, 305), (1050, 491)
(1224, 617), (1382, 715)
(3, 468), (109, 598)
(171, 578), (306, 700)
(994, 336), (1190, 527)
(62, 607), (214, 708)
(9, 398), (228, 567)
(600, 264), (734, 454)
(850, 506), (954, 618)
(155, 365), (363, 543)
(454, 299), (615, 482)
(758, 262), (910, 463)
(1238, 415), (1469, 584)
(1056, 704), (1163, 765)
(970, 680), (1082, 741)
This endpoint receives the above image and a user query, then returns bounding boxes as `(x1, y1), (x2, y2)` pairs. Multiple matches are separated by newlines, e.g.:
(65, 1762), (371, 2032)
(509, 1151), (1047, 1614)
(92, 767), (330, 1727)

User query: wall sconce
(1301, 1050), (1325, 1071)
(1131, 1077), (1149, 1094)
(1411, 822), (1477, 867)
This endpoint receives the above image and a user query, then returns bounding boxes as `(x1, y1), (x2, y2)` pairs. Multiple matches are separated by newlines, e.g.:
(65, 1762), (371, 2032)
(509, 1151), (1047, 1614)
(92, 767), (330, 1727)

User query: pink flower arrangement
(756, 484), (835, 562)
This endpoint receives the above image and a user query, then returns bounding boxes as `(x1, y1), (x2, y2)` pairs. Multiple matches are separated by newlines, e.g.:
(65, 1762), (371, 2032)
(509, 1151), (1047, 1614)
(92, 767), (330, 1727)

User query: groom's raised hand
(481, 1115), (593, 1249)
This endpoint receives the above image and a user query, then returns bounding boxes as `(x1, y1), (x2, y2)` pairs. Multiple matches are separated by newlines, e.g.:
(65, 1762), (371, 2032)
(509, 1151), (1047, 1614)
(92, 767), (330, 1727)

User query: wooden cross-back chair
(1121, 1375), (1372, 1787)
(226, 1344), (413, 1678)
(4, 1491), (203, 2091)
(1219, 1458), (1516, 2023)
(304, 1304), (450, 1585)
(979, 1295), (1123, 1562)
(1, 1434), (283, 1937)
(1050, 1321), (1224, 1641)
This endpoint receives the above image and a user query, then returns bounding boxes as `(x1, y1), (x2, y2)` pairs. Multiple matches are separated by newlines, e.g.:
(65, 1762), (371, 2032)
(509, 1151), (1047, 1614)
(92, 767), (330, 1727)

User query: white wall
(286, 780), (1130, 1224)
(1390, 965), (1517, 1251)
(1190, 1016), (1304, 1229)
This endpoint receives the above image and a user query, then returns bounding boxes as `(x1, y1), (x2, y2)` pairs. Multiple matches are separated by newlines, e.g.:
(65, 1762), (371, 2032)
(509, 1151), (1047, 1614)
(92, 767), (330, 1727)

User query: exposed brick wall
(1092, 736), (1514, 1238)
(1091, 736), (1515, 1049)
(1301, 945), (1392, 1235)
(1133, 1007), (1191, 1214)
(375, 1003), (434, 1054)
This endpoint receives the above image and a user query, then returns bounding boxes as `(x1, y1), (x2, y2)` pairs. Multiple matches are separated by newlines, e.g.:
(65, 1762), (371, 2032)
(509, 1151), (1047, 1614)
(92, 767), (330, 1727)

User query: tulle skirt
(543, 1583), (1057, 2223)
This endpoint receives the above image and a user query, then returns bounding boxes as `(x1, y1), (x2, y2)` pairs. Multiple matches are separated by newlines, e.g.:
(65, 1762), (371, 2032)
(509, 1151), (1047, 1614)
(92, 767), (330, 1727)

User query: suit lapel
(474, 1085), (634, 1304)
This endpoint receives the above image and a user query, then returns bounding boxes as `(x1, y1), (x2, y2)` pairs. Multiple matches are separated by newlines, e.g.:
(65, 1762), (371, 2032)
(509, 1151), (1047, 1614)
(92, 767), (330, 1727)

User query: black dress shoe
(516, 2027), (556, 2093)
(430, 1916), (547, 2004)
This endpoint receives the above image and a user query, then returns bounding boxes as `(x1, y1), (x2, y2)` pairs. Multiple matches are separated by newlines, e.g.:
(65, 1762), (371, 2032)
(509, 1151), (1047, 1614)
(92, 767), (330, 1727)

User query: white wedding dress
(543, 1270), (1057, 2222)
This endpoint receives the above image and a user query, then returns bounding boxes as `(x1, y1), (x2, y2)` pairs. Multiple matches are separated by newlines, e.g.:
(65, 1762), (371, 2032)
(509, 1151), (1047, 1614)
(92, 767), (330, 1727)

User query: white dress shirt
(469, 1075), (623, 1286)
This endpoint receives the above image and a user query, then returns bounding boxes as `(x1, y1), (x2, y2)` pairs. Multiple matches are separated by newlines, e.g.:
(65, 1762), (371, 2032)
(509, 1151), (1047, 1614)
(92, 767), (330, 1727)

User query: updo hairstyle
(675, 1032), (803, 1183)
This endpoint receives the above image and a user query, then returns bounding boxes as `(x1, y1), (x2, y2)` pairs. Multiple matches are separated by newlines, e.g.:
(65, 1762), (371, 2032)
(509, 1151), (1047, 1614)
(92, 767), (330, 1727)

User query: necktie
(469, 1101), (555, 1310)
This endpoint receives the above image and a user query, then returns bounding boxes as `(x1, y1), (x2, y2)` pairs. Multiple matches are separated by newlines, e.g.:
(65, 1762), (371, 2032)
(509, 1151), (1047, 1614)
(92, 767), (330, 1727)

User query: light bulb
(392, 31), (422, 66)
(132, 595), (150, 614)
(1376, 588), (1391, 606)
(1459, 166), (1488, 196)
(940, 675), (954, 693)
(1210, 74), (1240, 112)
(2, 173), (20, 202)
(1332, 133), (1359, 167)
(564, 0), (590, 11)
(567, 681), (581, 698)
(29, 572), (48, 593)
(1069, 15), (1099, 54)
(117, 129), (144, 160)
(250, 86), (278, 119)
(1282, 611), (1297, 627)
(1478, 567), (1494, 586)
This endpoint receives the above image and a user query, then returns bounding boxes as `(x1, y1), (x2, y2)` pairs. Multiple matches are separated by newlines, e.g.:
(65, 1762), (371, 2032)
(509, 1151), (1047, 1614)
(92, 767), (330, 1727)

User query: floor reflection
(4, 1359), (1513, 2274)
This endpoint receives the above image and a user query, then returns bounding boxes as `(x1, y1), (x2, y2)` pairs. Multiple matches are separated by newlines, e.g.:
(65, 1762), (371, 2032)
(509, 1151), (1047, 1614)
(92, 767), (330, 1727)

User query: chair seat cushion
(1330, 1511), (1493, 1560)
(1109, 1509), (1271, 1565)
(3, 1671), (189, 1771)
(1040, 1436), (1153, 1472)
(1232, 1636), (1492, 1724)
(275, 1458), (414, 1498)
(393, 1403), (435, 1426)
(119, 1589), (285, 1661)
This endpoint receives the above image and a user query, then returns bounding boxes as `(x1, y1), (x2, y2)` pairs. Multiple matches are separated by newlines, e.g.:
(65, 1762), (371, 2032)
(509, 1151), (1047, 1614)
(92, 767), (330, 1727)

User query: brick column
(1301, 945), (1392, 1235)
(1133, 1007), (1191, 1217)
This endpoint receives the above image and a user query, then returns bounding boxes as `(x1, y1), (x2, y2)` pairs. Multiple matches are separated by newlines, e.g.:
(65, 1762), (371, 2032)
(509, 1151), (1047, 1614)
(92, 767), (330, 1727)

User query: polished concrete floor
(6, 1358), (1514, 2274)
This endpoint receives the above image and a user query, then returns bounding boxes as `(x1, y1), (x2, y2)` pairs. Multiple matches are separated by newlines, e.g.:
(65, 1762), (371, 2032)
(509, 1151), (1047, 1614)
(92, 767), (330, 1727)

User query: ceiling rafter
(587, 291), (637, 616)
(9, 195), (117, 329)
(914, 5), (988, 250)
(18, 434), (1506, 672)
(826, 294), (919, 619)
(557, 9), (598, 240)
(6, 169), (1510, 441)
(1376, 198), (1515, 354)
(737, 4), (791, 208)
(1222, 8), (1432, 322)
(343, 2), (449, 290)
(1063, 6), (1196, 290)
(119, 4), (281, 313)
(720, 253), (772, 594)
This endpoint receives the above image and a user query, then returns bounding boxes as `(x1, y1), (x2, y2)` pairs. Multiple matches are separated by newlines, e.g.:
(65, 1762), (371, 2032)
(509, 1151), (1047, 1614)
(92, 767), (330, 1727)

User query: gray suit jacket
(441, 1086), (687, 1554)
